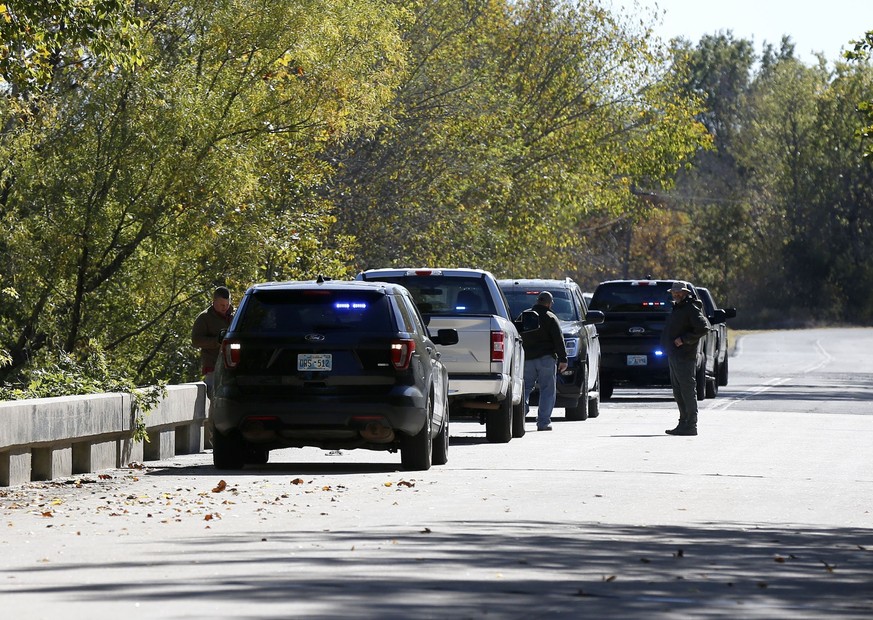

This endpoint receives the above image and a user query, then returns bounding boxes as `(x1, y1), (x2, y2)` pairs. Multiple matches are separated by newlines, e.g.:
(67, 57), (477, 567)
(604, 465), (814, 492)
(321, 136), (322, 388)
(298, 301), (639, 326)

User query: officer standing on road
(192, 286), (234, 398)
(522, 291), (568, 431)
(661, 281), (709, 436)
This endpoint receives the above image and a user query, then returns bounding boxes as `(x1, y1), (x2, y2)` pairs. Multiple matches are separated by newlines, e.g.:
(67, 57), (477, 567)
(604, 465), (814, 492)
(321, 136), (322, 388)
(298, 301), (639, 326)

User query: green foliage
(1, 0), (406, 388)
(657, 32), (873, 325)
(0, 340), (140, 400)
(0, 0), (143, 97)
(846, 31), (873, 159)
(329, 0), (708, 277)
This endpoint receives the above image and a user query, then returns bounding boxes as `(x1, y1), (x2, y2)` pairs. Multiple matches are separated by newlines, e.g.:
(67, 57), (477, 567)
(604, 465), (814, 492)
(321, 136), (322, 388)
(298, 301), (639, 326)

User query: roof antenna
(316, 274), (331, 283)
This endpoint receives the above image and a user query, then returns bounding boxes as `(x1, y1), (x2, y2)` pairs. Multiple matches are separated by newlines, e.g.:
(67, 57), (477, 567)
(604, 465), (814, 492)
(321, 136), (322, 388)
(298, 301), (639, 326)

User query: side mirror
(431, 328), (459, 346)
(514, 309), (540, 333)
(723, 307), (737, 319)
(584, 310), (605, 325)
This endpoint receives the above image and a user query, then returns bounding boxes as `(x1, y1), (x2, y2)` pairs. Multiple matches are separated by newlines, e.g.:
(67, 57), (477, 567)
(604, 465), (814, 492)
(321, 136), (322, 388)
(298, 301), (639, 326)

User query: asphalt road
(2, 327), (872, 619)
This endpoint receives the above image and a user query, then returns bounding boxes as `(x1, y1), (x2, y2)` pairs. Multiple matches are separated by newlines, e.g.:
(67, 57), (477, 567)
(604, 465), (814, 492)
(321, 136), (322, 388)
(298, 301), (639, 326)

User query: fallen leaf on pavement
(212, 480), (227, 493)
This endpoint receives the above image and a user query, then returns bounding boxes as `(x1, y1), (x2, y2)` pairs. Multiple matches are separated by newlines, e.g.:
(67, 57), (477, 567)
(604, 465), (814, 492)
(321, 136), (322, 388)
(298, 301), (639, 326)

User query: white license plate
(298, 353), (332, 371)
(627, 355), (648, 366)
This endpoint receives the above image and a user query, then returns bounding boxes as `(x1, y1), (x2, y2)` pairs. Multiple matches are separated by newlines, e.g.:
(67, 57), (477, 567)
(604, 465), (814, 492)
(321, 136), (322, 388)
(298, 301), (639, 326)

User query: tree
(328, 0), (707, 277)
(0, 0), (406, 386)
(845, 30), (873, 159)
(0, 0), (142, 97)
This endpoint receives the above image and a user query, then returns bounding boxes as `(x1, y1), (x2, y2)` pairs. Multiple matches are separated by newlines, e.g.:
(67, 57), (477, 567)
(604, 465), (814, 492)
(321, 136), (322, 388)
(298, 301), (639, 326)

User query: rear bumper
(600, 351), (671, 385)
(447, 373), (511, 401)
(211, 385), (430, 447)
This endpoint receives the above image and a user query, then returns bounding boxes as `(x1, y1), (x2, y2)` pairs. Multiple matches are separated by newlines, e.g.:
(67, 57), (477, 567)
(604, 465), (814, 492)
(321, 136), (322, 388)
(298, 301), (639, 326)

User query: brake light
(491, 331), (505, 362)
(391, 339), (416, 370)
(222, 340), (241, 368)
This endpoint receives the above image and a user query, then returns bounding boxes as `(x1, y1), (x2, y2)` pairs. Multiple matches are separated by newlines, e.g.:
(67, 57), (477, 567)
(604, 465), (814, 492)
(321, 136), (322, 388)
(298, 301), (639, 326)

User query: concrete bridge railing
(0, 383), (208, 487)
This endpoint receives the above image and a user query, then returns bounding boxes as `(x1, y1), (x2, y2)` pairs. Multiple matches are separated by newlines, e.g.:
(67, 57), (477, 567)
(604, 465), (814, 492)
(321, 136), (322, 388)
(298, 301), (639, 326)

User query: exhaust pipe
(360, 422), (395, 443)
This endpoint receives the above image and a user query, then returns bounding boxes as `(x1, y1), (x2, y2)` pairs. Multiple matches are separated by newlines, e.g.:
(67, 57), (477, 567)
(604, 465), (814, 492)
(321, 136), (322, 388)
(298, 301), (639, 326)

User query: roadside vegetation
(0, 1), (871, 397)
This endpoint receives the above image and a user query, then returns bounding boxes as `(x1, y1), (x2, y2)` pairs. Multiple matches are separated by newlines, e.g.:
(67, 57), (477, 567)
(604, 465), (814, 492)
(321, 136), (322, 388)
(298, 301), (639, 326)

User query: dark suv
(589, 279), (726, 400)
(209, 279), (458, 471)
(696, 287), (737, 389)
(498, 278), (605, 420)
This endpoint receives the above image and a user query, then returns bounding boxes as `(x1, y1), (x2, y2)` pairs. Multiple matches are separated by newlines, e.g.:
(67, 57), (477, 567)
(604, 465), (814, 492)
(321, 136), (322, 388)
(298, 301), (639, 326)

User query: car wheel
(565, 362), (589, 421)
(587, 367), (601, 419)
(601, 376), (614, 400)
(486, 392), (513, 443)
(705, 372), (718, 398)
(212, 426), (246, 470)
(718, 355), (729, 386)
(511, 392), (526, 438)
(401, 394), (433, 471)
(432, 412), (449, 466)
(696, 362), (706, 401)
(245, 448), (270, 465)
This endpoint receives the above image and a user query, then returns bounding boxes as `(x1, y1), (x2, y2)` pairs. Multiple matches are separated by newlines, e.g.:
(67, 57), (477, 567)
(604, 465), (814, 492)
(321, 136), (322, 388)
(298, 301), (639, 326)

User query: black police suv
(209, 279), (458, 471)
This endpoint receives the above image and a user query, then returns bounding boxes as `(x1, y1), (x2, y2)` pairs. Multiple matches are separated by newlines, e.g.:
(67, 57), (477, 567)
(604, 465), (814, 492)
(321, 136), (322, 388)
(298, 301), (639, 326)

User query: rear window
(363, 275), (496, 316)
(590, 282), (672, 313)
(234, 289), (393, 333)
(502, 288), (578, 321)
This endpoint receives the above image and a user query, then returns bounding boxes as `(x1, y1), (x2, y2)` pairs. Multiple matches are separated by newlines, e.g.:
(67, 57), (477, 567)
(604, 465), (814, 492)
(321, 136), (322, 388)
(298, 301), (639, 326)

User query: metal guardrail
(0, 383), (208, 487)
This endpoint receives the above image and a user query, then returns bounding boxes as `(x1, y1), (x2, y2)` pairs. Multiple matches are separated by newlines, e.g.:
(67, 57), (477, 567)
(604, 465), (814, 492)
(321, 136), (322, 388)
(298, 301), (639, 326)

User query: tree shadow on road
(6, 520), (871, 618)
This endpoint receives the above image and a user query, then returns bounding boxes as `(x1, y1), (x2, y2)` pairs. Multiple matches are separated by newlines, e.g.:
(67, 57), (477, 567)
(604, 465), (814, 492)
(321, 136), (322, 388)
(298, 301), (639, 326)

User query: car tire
(696, 362), (706, 401)
(486, 393), (513, 443)
(587, 367), (601, 419)
(432, 411), (449, 466)
(601, 376), (614, 400)
(401, 394), (433, 471)
(245, 448), (269, 465)
(565, 362), (589, 421)
(212, 427), (246, 470)
(511, 393), (526, 438)
(705, 372), (718, 398)
(718, 355), (729, 386)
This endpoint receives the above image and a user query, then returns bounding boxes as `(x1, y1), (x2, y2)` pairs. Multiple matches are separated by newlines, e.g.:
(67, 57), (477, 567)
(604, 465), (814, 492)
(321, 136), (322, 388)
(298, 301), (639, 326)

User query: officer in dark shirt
(521, 291), (568, 431)
(661, 281), (709, 436)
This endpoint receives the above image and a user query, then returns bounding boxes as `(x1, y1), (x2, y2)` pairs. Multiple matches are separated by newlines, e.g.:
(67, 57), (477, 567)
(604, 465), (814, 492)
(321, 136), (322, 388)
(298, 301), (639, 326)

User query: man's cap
(669, 281), (692, 294)
(537, 291), (553, 303)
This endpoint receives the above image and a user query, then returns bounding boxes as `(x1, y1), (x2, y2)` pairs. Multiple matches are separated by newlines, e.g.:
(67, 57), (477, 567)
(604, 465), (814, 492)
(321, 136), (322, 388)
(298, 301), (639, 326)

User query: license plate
(627, 355), (647, 366)
(298, 353), (332, 371)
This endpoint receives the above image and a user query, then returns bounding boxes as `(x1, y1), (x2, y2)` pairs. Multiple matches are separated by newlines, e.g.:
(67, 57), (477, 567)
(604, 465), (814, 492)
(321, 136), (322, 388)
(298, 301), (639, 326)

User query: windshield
(362, 275), (496, 316)
(235, 289), (393, 333)
(502, 289), (577, 321)
(590, 282), (672, 313)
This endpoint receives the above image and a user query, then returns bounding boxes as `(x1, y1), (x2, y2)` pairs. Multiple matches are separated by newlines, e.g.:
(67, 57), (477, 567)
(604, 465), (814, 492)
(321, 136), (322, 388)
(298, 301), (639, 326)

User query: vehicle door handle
(426, 346), (434, 355)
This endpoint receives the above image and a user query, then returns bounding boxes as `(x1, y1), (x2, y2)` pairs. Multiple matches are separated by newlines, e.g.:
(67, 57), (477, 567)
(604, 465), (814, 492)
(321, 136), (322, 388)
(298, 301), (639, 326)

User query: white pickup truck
(356, 268), (527, 442)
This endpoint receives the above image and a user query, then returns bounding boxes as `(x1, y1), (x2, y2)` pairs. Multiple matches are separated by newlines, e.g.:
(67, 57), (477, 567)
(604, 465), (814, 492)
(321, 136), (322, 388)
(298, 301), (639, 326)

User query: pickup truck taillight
(222, 340), (241, 368)
(491, 331), (505, 362)
(391, 339), (416, 370)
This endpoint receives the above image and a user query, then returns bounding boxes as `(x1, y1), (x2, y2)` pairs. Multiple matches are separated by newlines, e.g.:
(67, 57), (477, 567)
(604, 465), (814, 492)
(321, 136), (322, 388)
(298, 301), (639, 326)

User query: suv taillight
(491, 331), (505, 362)
(222, 340), (241, 368)
(391, 339), (415, 370)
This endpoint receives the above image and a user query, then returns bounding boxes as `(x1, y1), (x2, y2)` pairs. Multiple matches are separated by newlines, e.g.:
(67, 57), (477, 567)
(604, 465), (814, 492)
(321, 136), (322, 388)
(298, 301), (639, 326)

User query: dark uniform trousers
(668, 354), (698, 428)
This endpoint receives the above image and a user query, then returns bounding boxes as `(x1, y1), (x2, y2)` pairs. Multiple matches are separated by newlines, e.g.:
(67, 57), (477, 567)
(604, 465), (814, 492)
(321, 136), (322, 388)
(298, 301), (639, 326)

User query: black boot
(665, 422), (685, 435)
(672, 425), (697, 436)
